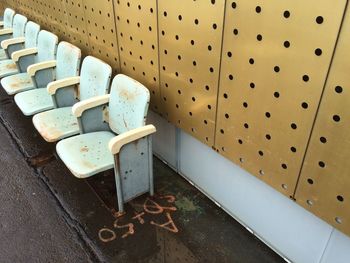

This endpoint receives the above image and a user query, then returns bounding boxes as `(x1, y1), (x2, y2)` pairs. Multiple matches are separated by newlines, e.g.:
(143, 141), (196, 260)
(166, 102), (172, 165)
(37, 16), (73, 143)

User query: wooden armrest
(108, 125), (156, 154)
(0, 28), (13, 35)
(11, 47), (38, 62)
(27, 60), (56, 77)
(72, 94), (110, 118)
(1, 37), (25, 49)
(47, 76), (80, 95)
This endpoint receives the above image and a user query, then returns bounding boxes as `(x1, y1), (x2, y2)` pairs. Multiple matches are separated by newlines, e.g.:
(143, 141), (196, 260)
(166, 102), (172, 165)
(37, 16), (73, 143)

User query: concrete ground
(0, 122), (94, 262)
(0, 87), (284, 263)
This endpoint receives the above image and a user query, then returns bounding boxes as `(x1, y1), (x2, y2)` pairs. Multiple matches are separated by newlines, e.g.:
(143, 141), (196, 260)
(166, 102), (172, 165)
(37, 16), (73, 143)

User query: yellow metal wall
(295, 2), (350, 235)
(2, 0), (350, 236)
(0, 2), (4, 15)
(215, 1), (346, 197)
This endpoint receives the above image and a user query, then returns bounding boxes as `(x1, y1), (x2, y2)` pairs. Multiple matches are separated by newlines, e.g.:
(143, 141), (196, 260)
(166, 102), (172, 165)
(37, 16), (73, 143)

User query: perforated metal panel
(83, 0), (120, 71)
(114, 0), (160, 113)
(6, 0), (30, 22)
(28, 0), (47, 27)
(295, 4), (350, 236)
(0, 2), (4, 15)
(40, 0), (68, 41)
(15, 0), (31, 21)
(61, 0), (90, 55)
(158, 0), (225, 146)
(215, 0), (347, 197)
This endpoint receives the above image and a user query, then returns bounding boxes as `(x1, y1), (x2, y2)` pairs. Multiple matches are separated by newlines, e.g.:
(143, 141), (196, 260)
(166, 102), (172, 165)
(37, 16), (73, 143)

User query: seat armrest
(47, 76), (80, 95)
(27, 60), (57, 77)
(0, 21), (4, 26)
(1, 37), (25, 49)
(11, 47), (38, 62)
(0, 28), (13, 36)
(109, 125), (157, 155)
(72, 94), (110, 118)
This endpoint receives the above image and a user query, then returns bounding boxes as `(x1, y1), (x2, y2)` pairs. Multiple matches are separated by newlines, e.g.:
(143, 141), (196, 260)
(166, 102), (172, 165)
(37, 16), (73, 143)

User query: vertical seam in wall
(292, 0), (349, 198)
(44, 1), (51, 31)
(79, 0), (93, 58)
(155, 0), (162, 112)
(111, 0), (122, 72)
(318, 228), (334, 263)
(213, 0), (227, 148)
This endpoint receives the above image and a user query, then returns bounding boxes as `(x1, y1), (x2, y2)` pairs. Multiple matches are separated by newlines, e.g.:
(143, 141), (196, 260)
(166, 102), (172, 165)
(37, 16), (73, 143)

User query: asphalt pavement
(0, 122), (95, 262)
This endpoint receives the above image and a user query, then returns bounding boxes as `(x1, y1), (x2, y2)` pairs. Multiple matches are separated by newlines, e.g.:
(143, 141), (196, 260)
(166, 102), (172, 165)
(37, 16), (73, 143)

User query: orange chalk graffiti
(159, 195), (176, 203)
(151, 212), (179, 233)
(143, 198), (177, 214)
(132, 212), (146, 224)
(98, 228), (117, 242)
(114, 219), (135, 239)
(98, 195), (179, 243)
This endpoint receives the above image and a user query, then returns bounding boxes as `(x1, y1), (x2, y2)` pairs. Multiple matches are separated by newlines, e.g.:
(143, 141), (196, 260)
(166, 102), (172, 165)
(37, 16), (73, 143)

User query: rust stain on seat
(36, 122), (65, 142)
(35, 115), (78, 142)
(80, 147), (89, 152)
(102, 107), (109, 123)
(10, 82), (20, 89)
(9, 78), (31, 90)
(119, 88), (135, 101)
(82, 160), (97, 169)
(123, 116), (128, 129)
(6, 63), (16, 70)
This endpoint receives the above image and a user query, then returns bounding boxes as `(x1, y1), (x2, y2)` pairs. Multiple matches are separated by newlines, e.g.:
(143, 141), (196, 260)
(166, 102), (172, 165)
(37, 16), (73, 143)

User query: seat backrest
(108, 74), (150, 134)
(55, 42), (81, 80)
(12, 14), (27, 38)
(36, 30), (58, 63)
(24, 21), (40, 48)
(79, 56), (112, 100)
(3, 8), (15, 28)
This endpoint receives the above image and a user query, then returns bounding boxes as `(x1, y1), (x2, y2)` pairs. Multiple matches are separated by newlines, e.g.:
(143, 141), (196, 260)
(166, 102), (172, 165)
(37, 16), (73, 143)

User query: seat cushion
(0, 59), (19, 78)
(14, 88), (54, 116)
(1, 72), (33, 95)
(56, 131), (115, 178)
(33, 107), (79, 142)
(0, 48), (8, 60)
